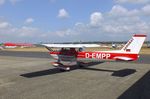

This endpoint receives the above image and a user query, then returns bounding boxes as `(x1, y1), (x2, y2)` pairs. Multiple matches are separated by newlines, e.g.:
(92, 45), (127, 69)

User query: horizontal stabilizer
(114, 56), (134, 61)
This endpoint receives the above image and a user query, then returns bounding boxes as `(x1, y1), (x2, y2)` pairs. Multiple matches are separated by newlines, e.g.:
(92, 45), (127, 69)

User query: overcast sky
(0, 0), (150, 43)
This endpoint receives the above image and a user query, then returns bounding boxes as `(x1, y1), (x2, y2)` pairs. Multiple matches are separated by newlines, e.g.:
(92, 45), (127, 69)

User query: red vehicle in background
(3, 42), (34, 48)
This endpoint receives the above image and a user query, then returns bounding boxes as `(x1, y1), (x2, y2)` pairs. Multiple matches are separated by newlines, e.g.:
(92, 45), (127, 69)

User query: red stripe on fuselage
(77, 52), (138, 61)
(50, 51), (138, 61)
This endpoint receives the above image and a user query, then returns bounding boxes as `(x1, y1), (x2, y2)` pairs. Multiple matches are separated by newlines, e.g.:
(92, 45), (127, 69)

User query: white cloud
(57, 8), (69, 19)
(93, 6), (149, 37)
(55, 29), (70, 37)
(0, 18), (43, 42)
(0, 4), (150, 42)
(101, 19), (148, 34)
(109, 5), (127, 16)
(17, 26), (38, 37)
(142, 4), (150, 15)
(109, 5), (139, 17)
(0, 0), (22, 6)
(9, 0), (22, 5)
(115, 0), (150, 4)
(0, 0), (5, 5)
(54, 5), (149, 41)
(25, 18), (34, 24)
(0, 22), (11, 28)
(90, 12), (103, 27)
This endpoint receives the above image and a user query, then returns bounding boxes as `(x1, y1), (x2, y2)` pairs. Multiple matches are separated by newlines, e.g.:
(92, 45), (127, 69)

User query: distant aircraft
(43, 34), (146, 71)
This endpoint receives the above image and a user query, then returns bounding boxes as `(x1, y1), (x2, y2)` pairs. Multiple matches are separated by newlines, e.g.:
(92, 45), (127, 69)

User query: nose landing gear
(51, 62), (71, 71)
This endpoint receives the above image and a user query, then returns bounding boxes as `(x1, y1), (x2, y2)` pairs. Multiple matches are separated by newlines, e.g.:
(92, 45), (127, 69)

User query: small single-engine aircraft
(43, 34), (146, 71)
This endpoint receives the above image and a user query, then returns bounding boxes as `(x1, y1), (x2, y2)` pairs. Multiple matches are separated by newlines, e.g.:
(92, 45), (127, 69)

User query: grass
(140, 47), (150, 54)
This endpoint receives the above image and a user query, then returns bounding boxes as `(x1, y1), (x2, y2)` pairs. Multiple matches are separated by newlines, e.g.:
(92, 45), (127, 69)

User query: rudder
(121, 34), (147, 54)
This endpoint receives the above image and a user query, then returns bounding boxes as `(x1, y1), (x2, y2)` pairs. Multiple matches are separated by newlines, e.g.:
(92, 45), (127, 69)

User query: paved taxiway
(0, 51), (150, 99)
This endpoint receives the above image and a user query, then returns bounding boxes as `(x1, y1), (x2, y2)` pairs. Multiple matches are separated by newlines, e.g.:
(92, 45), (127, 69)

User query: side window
(79, 48), (83, 52)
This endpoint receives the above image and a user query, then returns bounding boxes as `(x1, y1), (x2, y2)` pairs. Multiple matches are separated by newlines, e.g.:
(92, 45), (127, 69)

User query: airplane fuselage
(49, 51), (138, 62)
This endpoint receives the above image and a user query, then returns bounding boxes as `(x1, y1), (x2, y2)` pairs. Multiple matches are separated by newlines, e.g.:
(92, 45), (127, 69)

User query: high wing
(42, 44), (100, 48)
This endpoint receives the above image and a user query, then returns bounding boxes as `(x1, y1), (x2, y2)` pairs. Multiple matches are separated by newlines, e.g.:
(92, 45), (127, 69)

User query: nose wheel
(57, 66), (70, 72)
(59, 66), (70, 71)
(53, 65), (70, 71)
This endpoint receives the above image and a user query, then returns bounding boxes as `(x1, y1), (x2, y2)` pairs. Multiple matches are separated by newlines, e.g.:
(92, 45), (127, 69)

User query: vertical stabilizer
(121, 34), (146, 54)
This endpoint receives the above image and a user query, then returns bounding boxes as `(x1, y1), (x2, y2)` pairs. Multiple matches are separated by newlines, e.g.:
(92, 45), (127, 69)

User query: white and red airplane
(43, 34), (146, 71)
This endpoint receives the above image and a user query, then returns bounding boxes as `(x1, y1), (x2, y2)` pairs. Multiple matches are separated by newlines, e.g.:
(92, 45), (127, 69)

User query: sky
(0, 0), (150, 43)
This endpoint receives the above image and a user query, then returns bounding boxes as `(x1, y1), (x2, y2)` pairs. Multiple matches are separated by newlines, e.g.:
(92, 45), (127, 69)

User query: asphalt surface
(0, 51), (150, 99)
(0, 50), (150, 64)
(0, 51), (51, 58)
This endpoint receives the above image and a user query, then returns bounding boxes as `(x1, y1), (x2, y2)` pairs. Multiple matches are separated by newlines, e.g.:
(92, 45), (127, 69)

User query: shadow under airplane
(20, 62), (136, 78)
